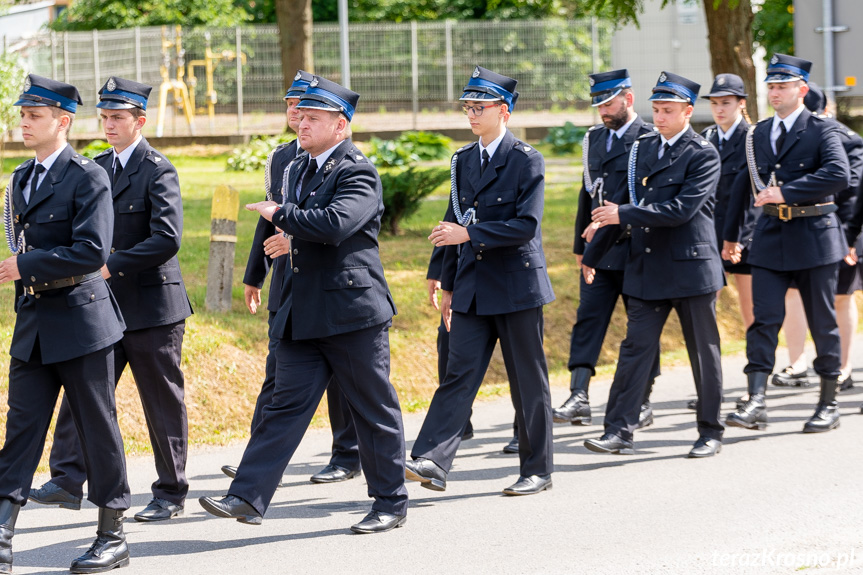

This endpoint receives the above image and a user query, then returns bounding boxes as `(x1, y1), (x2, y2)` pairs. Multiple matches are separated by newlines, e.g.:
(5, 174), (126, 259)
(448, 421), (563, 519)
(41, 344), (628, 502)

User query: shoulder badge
(638, 132), (657, 140)
(700, 139), (709, 146)
(588, 124), (600, 132)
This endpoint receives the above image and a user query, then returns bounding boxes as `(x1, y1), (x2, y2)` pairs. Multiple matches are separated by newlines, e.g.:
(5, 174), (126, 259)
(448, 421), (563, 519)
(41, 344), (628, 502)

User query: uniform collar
(36, 144), (66, 174)
(772, 104), (806, 134)
(717, 114), (743, 141)
(309, 139), (343, 171)
(610, 113), (638, 140)
(113, 135), (143, 169)
(478, 129), (506, 161)
(659, 125), (689, 148)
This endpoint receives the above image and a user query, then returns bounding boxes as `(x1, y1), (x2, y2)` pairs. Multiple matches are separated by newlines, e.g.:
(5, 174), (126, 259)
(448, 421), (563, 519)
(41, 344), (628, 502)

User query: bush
(369, 131), (453, 168)
(80, 139), (113, 159)
(542, 121), (587, 155)
(226, 134), (295, 172)
(380, 166), (449, 235)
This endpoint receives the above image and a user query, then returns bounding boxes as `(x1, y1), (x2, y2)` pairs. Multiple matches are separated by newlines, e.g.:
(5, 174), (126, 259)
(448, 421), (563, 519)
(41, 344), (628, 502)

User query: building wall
(0, 1), (55, 43)
(794, 0), (863, 98)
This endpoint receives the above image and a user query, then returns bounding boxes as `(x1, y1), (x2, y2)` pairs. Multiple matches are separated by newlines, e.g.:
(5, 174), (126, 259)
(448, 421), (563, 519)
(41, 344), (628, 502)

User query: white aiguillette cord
(3, 179), (25, 254)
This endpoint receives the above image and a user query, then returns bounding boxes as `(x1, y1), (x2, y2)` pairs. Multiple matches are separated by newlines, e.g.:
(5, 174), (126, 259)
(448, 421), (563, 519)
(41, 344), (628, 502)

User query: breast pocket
(35, 205), (69, 224)
(483, 188), (516, 216)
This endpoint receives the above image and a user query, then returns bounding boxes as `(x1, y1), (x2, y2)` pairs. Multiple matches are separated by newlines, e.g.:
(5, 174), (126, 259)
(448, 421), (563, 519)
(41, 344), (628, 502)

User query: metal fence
(3, 19), (612, 138)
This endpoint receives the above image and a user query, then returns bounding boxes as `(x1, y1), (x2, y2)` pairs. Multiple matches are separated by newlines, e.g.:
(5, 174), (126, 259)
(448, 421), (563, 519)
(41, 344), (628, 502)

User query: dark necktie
(775, 122), (787, 155)
(480, 149), (490, 175)
(26, 164), (45, 204)
(607, 132), (617, 153)
(718, 137), (724, 152)
(113, 160), (124, 187)
(658, 142), (670, 160)
(298, 158), (317, 200)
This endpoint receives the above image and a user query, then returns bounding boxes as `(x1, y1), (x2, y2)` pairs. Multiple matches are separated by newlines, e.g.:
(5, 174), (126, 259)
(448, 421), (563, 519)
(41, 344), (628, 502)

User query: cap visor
(13, 98), (51, 107)
(459, 91), (503, 102)
(96, 100), (137, 110)
(765, 74), (802, 83)
(591, 89), (621, 107)
(649, 93), (689, 103)
(701, 90), (747, 99)
(285, 90), (305, 99)
(296, 100), (340, 112)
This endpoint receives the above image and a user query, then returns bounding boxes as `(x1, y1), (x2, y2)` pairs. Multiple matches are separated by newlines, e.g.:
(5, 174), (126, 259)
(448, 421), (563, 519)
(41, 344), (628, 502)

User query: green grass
(0, 144), (757, 464)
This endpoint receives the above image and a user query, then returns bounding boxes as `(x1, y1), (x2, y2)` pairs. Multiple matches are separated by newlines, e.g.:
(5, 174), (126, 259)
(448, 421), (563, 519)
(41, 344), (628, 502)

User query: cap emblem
(107, 77), (116, 91)
(659, 72), (667, 83)
(717, 76), (726, 86)
(310, 78), (319, 88)
(294, 72), (302, 81)
(588, 77), (595, 87)
(770, 54), (779, 65)
(23, 77), (31, 91)
(472, 66), (480, 78)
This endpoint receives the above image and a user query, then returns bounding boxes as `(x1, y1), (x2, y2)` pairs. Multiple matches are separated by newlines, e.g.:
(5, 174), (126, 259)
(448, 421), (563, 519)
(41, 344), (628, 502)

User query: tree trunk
(275, 0), (314, 92)
(702, 0), (758, 122)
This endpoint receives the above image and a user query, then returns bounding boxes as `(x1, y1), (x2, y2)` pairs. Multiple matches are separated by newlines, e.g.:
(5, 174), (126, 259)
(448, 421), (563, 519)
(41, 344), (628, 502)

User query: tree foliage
(753, 0), (794, 63)
(49, 0), (252, 31)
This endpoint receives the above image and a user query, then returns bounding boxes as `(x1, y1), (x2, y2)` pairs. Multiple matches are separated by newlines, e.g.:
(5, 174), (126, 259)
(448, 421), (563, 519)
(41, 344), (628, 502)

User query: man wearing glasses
(406, 66), (555, 496)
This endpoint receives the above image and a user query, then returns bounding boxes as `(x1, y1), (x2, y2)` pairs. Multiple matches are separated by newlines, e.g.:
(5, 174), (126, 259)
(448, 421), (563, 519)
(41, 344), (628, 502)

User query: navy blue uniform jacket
(576, 116), (654, 270)
(94, 138), (192, 331)
(270, 138), (396, 340)
(618, 128), (724, 300)
(724, 112), (850, 271)
(10, 144), (125, 363)
(440, 129), (555, 315)
(244, 140), (299, 313)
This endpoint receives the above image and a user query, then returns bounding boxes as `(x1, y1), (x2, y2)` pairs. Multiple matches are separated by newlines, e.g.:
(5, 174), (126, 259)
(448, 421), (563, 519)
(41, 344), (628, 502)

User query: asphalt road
(10, 345), (863, 575)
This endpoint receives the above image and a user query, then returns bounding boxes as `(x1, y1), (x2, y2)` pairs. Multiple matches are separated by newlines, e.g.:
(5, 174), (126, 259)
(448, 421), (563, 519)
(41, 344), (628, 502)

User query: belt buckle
(25, 285), (35, 295)
(777, 204), (792, 221)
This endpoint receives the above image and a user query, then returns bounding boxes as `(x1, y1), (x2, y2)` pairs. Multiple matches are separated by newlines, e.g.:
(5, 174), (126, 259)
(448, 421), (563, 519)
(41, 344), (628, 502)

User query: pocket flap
(671, 242), (713, 260)
(119, 198), (147, 214)
(504, 250), (546, 272)
(36, 205), (69, 223)
(484, 189), (516, 207)
(66, 279), (110, 307)
(322, 266), (372, 290)
(139, 267), (183, 286)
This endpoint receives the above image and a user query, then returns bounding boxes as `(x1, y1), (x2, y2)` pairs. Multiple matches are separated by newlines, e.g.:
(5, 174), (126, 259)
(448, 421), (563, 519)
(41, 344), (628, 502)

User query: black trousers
(412, 306), (553, 477)
(48, 321), (188, 504)
(250, 312), (360, 471)
(229, 322), (408, 517)
(604, 293), (723, 442)
(746, 263), (841, 378)
(0, 344), (130, 509)
(568, 269), (661, 381)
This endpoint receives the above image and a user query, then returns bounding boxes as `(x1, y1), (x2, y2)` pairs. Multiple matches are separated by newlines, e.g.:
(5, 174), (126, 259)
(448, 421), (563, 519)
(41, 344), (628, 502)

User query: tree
(49, 0), (250, 31)
(275, 0), (313, 92)
(0, 52), (24, 178)
(753, 0), (794, 63)
(702, 0), (758, 121)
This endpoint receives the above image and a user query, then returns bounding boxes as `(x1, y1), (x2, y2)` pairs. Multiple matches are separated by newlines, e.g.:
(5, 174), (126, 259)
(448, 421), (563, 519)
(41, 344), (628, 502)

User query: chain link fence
(4, 19), (612, 138)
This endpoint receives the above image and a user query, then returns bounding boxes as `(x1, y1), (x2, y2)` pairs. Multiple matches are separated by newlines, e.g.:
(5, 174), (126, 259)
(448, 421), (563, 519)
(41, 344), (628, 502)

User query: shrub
(369, 130), (453, 168)
(542, 121), (587, 155)
(380, 166), (449, 235)
(226, 134), (295, 172)
(80, 139), (112, 159)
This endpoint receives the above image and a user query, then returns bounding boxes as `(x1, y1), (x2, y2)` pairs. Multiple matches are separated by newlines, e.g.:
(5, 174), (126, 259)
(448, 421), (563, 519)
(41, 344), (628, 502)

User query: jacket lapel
(10, 160), (32, 218)
(721, 120), (748, 162)
(111, 138), (148, 197)
(777, 112), (807, 160)
(474, 129), (515, 194)
(297, 139), (353, 206)
(25, 145), (75, 215)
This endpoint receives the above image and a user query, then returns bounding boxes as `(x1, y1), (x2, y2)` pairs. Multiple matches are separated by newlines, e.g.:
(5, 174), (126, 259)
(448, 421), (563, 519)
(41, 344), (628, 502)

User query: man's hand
(575, 253), (583, 266)
(100, 264), (111, 280)
(246, 201), (280, 222)
(244, 284), (262, 314)
(0, 256), (20, 284)
(581, 221), (600, 243)
(427, 278), (442, 311)
(591, 201), (620, 228)
(263, 233), (291, 258)
(754, 185), (785, 207)
(440, 290), (453, 332)
(721, 241), (742, 264)
(429, 222), (470, 247)
(582, 263), (596, 285)
(845, 246), (858, 266)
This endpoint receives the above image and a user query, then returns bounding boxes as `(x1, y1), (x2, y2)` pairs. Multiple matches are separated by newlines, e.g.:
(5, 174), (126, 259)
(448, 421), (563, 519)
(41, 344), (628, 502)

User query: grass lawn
(0, 143), (751, 465)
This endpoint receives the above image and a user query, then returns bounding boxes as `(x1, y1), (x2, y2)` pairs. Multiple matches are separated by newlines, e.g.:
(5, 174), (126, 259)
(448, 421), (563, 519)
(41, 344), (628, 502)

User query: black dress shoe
(771, 366), (811, 387)
(839, 375), (854, 392)
(686, 399), (698, 410)
(404, 458), (446, 491)
(310, 464), (361, 484)
(502, 474), (552, 496)
(584, 433), (634, 455)
(28, 481), (81, 511)
(134, 498), (184, 522)
(221, 465), (237, 478)
(636, 402), (654, 429)
(199, 495), (262, 525)
(687, 436), (722, 458)
(502, 436), (519, 454)
(350, 510), (406, 534)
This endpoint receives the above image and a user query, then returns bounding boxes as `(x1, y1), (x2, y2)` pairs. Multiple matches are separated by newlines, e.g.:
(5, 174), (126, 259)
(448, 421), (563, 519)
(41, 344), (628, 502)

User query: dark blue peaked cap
(588, 69), (632, 106)
(649, 71), (700, 104)
(804, 81), (826, 113)
(14, 74), (83, 113)
(285, 70), (314, 99)
(460, 66), (519, 112)
(766, 53), (811, 83)
(296, 76), (360, 122)
(701, 73), (747, 99)
(97, 77), (152, 110)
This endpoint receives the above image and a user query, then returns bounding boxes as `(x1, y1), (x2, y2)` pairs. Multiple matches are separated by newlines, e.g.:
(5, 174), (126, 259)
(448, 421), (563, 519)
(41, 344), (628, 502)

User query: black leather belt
(25, 271), (101, 294)
(762, 202), (837, 222)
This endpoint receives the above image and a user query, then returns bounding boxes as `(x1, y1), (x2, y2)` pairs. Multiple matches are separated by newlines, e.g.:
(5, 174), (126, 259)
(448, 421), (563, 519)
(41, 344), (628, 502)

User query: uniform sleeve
(722, 169), (754, 244)
(243, 215), (276, 288)
(465, 152), (545, 252)
(618, 146), (721, 229)
(780, 125), (850, 204)
(427, 245), (445, 280)
(105, 163), (183, 276)
(573, 180), (590, 255)
(273, 162), (380, 247)
(18, 167), (113, 283)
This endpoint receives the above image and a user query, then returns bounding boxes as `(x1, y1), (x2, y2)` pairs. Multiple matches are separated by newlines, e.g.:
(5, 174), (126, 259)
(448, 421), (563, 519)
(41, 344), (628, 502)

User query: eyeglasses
(461, 103), (501, 116)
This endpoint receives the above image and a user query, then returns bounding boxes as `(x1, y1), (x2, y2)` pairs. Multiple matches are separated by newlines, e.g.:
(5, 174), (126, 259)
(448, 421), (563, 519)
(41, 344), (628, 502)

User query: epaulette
(757, 116), (772, 125)
(513, 140), (536, 154)
(93, 148), (113, 160)
(12, 159), (33, 173)
(346, 147), (367, 164)
(456, 141), (478, 154)
(588, 124), (602, 132)
(695, 135), (711, 147)
(638, 131), (659, 140)
(145, 150), (165, 165)
(70, 153), (95, 168)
